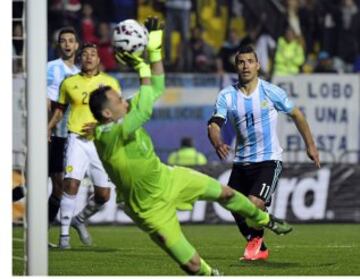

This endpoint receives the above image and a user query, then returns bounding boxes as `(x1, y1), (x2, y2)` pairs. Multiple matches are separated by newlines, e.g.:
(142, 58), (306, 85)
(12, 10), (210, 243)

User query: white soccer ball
(112, 19), (149, 55)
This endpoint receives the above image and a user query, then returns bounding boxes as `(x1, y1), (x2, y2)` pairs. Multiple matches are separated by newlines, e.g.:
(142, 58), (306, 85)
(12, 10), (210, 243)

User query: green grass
(13, 227), (25, 275)
(13, 224), (360, 275)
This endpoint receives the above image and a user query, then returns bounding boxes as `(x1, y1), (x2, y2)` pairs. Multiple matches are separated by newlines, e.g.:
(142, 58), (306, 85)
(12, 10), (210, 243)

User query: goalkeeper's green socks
(193, 258), (222, 276)
(194, 258), (212, 276)
(220, 191), (269, 227)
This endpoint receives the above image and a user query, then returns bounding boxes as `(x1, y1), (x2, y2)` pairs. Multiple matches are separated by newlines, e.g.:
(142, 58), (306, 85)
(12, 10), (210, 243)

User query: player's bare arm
(48, 106), (64, 142)
(290, 107), (320, 168)
(208, 121), (230, 160)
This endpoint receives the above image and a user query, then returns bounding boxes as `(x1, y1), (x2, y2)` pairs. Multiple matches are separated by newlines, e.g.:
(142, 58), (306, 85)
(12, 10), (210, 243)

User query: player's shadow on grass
(232, 261), (336, 269)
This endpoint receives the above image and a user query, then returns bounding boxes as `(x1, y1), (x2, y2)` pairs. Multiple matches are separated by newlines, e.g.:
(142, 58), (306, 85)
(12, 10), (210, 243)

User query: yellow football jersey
(58, 72), (121, 135)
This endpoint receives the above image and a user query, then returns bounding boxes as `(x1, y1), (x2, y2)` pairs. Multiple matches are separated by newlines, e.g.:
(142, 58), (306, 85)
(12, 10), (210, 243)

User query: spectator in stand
(216, 28), (242, 75)
(299, 0), (321, 55)
(273, 25), (305, 76)
(285, 0), (307, 56)
(187, 26), (216, 73)
(13, 23), (23, 56)
(111, 0), (137, 23)
(255, 30), (276, 80)
(241, 20), (276, 80)
(97, 22), (117, 72)
(318, 0), (340, 57)
(87, 0), (114, 23)
(164, 0), (192, 71)
(168, 137), (208, 166)
(313, 51), (337, 73)
(81, 3), (98, 44)
(286, 0), (303, 38)
(48, 0), (81, 34)
(337, 0), (360, 72)
(13, 23), (24, 73)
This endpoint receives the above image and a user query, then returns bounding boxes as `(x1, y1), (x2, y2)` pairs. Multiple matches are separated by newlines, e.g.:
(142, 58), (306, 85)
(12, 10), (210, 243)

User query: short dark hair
(81, 42), (98, 53)
(235, 44), (258, 63)
(181, 137), (193, 148)
(58, 27), (78, 43)
(89, 86), (112, 122)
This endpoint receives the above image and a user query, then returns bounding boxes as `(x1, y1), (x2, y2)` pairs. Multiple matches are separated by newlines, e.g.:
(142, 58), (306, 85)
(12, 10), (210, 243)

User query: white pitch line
(273, 245), (356, 249)
(12, 256), (25, 261)
(13, 238), (24, 242)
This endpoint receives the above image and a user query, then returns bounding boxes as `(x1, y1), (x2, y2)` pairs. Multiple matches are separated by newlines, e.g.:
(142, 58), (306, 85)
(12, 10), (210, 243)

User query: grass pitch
(13, 224), (360, 275)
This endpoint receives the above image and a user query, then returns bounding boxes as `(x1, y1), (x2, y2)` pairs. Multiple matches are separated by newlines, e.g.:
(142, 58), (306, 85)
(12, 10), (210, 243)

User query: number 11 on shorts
(259, 183), (270, 199)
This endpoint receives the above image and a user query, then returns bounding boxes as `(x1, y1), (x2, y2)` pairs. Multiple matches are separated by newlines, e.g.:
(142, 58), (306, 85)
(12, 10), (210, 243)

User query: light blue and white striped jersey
(47, 58), (80, 137)
(213, 78), (295, 163)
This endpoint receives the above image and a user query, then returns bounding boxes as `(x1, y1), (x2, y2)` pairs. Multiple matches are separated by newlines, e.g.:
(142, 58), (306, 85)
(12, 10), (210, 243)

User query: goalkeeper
(85, 16), (292, 276)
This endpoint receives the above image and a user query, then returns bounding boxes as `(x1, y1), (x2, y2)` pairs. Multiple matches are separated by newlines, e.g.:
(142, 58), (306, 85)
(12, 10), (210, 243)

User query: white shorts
(64, 133), (110, 187)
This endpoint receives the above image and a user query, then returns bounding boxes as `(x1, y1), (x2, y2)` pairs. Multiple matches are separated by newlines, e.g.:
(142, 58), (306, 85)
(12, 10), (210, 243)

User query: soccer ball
(112, 19), (149, 55)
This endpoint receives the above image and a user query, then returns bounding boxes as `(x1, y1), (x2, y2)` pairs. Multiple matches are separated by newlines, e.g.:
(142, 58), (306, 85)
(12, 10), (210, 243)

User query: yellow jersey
(58, 72), (121, 135)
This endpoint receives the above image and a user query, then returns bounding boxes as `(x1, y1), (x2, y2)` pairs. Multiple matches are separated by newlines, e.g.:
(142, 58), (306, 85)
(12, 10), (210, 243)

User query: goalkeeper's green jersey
(93, 75), (168, 213)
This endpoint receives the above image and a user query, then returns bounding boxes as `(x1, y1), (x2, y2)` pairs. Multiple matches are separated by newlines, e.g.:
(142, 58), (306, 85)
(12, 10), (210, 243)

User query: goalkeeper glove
(115, 51), (151, 78)
(144, 16), (164, 63)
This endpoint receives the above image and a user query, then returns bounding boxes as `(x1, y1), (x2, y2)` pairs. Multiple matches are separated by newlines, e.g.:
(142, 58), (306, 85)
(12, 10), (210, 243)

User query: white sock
(75, 196), (104, 223)
(60, 192), (77, 236)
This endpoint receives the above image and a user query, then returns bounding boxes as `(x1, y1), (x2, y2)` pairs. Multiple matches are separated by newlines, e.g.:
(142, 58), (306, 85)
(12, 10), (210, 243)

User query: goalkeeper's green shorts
(125, 166), (222, 264)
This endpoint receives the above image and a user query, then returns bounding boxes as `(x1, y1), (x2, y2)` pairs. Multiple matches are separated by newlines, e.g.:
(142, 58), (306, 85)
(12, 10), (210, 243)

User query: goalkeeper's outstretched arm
(113, 16), (166, 136)
(145, 16), (165, 101)
(115, 50), (154, 136)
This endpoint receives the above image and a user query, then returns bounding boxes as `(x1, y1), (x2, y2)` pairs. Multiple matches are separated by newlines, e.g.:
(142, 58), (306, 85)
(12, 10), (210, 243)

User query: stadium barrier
(274, 75), (360, 164)
(61, 163), (360, 224)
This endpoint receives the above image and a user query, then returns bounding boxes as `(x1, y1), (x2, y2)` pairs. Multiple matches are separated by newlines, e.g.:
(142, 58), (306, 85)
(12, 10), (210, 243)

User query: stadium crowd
(12, 0), (360, 75)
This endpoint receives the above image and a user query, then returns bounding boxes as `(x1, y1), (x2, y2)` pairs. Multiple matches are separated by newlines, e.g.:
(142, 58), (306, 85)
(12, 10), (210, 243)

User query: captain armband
(207, 116), (225, 128)
(54, 102), (68, 112)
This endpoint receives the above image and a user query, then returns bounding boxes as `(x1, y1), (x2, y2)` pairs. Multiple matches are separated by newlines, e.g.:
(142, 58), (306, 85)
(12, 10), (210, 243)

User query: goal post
(26, 0), (48, 275)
